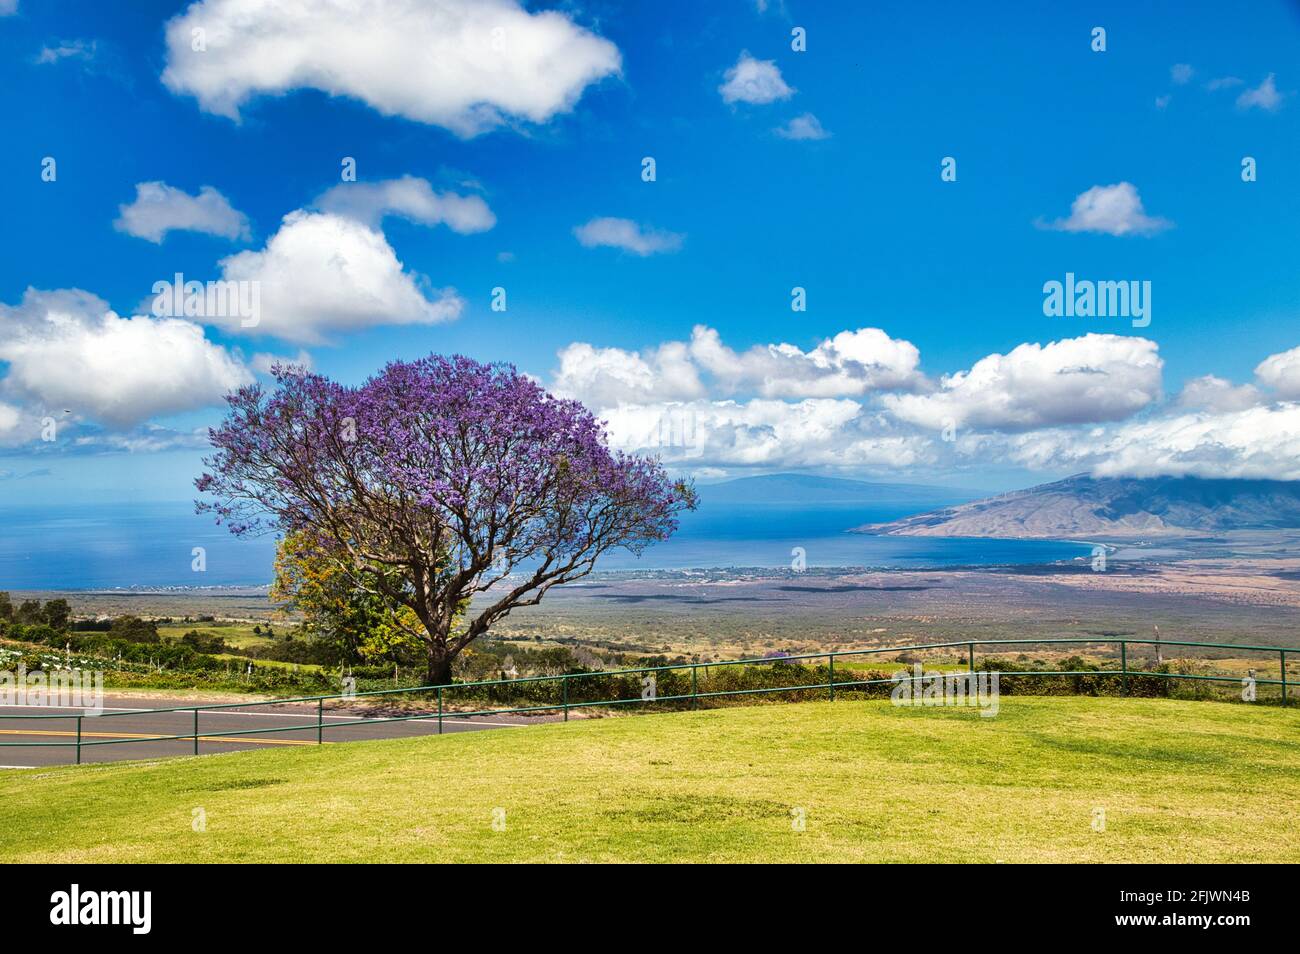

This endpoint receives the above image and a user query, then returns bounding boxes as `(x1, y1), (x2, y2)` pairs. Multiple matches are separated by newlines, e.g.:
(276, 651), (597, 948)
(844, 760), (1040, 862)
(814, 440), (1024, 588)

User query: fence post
(968, 643), (975, 673)
(829, 654), (835, 702)
(1282, 650), (1288, 707)
(691, 666), (698, 710)
(1121, 642), (1129, 696)
(437, 687), (443, 734)
(193, 708), (199, 755)
(317, 698), (323, 744)
(75, 715), (82, 766)
(562, 675), (569, 722)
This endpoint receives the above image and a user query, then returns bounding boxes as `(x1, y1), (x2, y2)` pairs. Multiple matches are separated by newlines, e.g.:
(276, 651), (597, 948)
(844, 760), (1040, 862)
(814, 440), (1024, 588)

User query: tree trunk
(425, 646), (455, 686)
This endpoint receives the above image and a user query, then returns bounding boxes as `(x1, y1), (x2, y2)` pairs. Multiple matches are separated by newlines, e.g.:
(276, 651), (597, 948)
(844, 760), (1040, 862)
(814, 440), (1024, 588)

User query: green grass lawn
(209, 652), (322, 673)
(1, 696), (1297, 863)
(155, 622), (287, 650)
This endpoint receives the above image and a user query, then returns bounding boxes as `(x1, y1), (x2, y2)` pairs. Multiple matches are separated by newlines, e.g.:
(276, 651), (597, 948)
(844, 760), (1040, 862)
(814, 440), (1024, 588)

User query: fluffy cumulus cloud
(573, 217), (683, 256)
(114, 181), (251, 243)
(0, 1), (18, 16)
(774, 112), (830, 140)
(601, 399), (935, 470)
(882, 334), (1162, 431)
(315, 175), (495, 232)
(213, 211), (463, 343)
(551, 327), (936, 473)
(1167, 344), (1300, 408)
(1041, 182), (1172, 237)
(0, 402), (22, 441)
(0, 288), (252, 429)
(545, 325), (1300, 479)
(1177, 375), (1262, 412)
(1254, 344), (1300, 399)
(553, 341), (705, 407)
(980, 404), (1300, 481)
(553, 325), (924, 409)
(942, 339), (1300, 480)
(161, 0), (621, 137)
(689, 326), (924, 398)
(1170, 63), (1194, 85)
(719, 52), (793, 105)
(1237, 73), (1283, 111)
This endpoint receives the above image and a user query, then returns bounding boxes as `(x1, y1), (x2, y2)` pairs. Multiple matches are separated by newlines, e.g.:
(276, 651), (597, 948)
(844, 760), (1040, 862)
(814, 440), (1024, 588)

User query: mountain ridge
(853, 474), (1300, 538)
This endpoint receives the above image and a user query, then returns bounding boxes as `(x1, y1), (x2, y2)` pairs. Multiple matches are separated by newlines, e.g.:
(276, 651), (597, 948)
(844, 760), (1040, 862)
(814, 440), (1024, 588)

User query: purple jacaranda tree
(197, 355), (696, 684)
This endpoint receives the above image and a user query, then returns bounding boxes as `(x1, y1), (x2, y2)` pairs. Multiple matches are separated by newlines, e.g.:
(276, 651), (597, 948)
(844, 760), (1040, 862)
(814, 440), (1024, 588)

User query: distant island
(853, 474), (1300, 539)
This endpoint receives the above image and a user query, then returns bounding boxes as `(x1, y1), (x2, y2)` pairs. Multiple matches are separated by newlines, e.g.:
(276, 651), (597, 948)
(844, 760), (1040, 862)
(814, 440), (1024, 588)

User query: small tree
(198, 356), (695, 684)
(42, 598), (71, 631)
(15, 600), (43, 626)
(109, 616), (160, 644)
(270, 529), (427, 667)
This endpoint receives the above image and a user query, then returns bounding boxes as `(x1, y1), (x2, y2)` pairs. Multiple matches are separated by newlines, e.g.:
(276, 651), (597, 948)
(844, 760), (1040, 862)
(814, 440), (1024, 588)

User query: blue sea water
(0, 501), (1092, 590)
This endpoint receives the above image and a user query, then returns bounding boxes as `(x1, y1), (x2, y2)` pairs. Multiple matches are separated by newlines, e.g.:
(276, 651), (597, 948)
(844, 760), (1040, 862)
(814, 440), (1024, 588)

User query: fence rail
(1, 637), (1293, 765)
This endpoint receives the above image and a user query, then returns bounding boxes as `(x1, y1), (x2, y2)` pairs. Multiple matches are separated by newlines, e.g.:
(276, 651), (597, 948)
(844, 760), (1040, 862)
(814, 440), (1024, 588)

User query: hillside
(1, 698), (1297, 863)
(855, 474), (1300, 539)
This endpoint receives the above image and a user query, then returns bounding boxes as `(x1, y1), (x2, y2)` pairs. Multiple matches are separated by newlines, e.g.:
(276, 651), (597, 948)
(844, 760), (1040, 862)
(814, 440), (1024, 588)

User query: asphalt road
(0, 694), (550, 767)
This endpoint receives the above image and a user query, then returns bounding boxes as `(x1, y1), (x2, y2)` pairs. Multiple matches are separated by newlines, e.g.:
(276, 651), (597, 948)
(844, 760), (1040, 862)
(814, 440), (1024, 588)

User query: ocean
(0, 501), (1092, 590)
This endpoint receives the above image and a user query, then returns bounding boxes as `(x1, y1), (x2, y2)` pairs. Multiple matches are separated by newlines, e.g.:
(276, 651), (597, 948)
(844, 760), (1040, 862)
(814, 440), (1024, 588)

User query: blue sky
(2, 0), (1299, 504)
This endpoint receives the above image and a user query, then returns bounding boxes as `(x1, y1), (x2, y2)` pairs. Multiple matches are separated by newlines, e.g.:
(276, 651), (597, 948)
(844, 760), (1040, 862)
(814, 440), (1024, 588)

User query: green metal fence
(0, 636), (1293, 765)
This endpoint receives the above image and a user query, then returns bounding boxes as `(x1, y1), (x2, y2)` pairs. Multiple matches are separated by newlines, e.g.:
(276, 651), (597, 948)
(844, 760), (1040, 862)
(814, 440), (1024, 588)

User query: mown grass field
(1, 696), (1297, 863)
(155, 622), (283, 650)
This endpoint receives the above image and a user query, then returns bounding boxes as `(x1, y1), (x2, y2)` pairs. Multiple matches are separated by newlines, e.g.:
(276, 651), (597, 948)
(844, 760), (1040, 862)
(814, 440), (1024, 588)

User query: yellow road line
(0, 728), (318, 746)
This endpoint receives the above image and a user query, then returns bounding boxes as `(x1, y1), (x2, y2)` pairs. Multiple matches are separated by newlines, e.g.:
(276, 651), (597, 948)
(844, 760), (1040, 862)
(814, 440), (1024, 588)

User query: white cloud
(548, 329), (1300, 481)
(161, 0), (621, 137)
(1205, 76), (1243, 91)
(883, 334), (1162, 432)
(719, 51), (793, 105)
(573, 217), (683, 256)
(0, 403), (21, 437)
(0, 288), (252, 428)
(553, 341), (705, 407)
(114, 181), (251, 243)
(1170, 63), (1193, 85)
(1177, 375), (1261, 412)
(1041, 182), (1172, 237)
(1254, 345), (1300, 399)
(551, 325), (933, 471)
(982, 404), (1300, 481)
(689, 326), (924, 398)
(601, 398), (934, 470)
(35, 39), (96, 65)
(775, 112), (829, 140)
(0, 0), (17, 15)
(553, 325), (924, 409)
(945, 342), (1300, 480)
(71, 424), (213, 454)
(213, 211), (463, 343)
(251, 350), (314, 376)
(1237, 73), (1283, 111)
(1155, 94), (1171, 110)
(315, 175), (495, 232)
